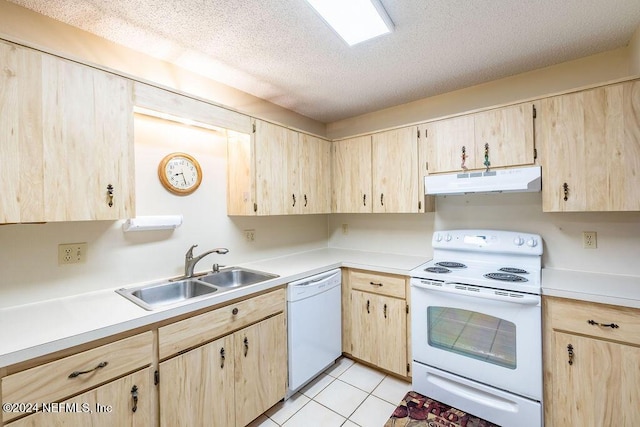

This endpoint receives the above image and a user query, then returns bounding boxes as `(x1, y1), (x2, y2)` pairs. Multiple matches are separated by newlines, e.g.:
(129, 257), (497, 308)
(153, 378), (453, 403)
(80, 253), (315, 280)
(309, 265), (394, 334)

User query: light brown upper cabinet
(0, 41), (44, 223)
(332, 135), (372, 213)
(333, 127), (432, 213)
(0, 41), (134, 223)
(227, 119), (331, 215)
(537, 80), (640, 212)
(372, 126), (422, 213)
(422, 102), (535, 174)
(295, 133), (332, 214)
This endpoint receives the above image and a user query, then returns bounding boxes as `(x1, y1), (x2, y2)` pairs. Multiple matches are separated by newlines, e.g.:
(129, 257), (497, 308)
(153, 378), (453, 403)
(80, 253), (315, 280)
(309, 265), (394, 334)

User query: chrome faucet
(184, 244), (229, 278)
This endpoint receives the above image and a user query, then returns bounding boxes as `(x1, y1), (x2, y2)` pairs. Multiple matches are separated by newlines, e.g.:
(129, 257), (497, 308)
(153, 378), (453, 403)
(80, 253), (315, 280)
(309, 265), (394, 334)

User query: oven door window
(427, 306), (516, 369)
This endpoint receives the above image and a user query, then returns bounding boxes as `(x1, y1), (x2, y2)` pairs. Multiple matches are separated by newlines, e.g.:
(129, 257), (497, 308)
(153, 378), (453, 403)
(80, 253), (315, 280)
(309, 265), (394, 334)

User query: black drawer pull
(69, 361), (108, 378)
(587, 319), (619, 329)
(369, 281), (383, 287)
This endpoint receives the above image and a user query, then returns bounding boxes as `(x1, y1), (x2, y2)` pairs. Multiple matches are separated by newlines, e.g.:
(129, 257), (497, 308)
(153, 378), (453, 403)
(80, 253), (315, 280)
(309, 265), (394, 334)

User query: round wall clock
(158, 152), (203, 195)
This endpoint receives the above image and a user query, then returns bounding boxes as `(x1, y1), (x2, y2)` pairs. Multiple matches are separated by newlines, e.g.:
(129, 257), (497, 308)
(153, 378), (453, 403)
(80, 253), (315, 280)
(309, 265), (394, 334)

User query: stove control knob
(514, 236), (525, 246)
(434, 233), (443, 242)
(445, 234), (452, 242)
(526, 238), (538, 248)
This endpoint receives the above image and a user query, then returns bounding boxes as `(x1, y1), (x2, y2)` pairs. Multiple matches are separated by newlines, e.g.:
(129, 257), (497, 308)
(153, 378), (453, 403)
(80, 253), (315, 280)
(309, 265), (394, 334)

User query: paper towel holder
(122, 215), (183, 232)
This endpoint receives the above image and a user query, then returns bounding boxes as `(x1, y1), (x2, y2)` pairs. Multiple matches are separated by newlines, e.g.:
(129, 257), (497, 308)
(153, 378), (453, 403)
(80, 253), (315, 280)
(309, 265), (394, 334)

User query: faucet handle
(186, 244), (198, 259)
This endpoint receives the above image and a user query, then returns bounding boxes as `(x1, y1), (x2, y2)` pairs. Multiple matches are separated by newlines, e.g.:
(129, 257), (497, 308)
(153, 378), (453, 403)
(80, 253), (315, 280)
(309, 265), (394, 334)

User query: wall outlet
(582, 231), (597, 249)
(244, 229), (255, 242)
(58, 243), (88, 264)
(342, 224), (349, 235)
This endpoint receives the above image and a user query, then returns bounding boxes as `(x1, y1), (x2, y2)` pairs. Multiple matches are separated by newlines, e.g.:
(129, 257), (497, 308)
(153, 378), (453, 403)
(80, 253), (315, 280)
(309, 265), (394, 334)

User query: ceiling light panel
(305, 0), (394, 46)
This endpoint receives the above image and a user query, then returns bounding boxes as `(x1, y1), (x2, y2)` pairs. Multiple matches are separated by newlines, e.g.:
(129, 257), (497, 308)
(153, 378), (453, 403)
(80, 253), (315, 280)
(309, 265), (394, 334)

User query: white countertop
(4, 249), (640, 370)
(542, 268), (640, 309)
(0, 248), (427, 369)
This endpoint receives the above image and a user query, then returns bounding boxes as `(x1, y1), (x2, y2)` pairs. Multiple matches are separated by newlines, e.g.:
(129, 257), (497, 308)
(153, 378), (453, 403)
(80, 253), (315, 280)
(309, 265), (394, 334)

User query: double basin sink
(116, 267), (278, 311)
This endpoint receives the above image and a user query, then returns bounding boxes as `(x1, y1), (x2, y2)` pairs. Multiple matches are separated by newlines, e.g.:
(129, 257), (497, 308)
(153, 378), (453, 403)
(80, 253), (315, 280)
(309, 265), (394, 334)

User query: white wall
(328, 213), (435, 258)
(328, 193), (640, 277)
(0, 115), (328, 308)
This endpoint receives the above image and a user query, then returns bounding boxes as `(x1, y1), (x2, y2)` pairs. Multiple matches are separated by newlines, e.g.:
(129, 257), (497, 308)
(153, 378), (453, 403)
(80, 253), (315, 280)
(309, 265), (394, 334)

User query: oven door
(411, 279), (542, 401)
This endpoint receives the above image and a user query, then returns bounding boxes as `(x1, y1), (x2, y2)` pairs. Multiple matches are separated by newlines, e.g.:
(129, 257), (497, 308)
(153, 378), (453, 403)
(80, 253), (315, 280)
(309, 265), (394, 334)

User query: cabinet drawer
(546, 297), (640, 345)
(349, 270), (406, 298)
(159, 288), (285, 359)
(2, 332), (152, 423)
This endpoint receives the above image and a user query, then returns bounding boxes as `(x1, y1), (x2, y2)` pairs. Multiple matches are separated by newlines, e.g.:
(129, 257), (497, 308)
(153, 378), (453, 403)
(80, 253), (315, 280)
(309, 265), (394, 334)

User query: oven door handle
(412, 281), (540, 305)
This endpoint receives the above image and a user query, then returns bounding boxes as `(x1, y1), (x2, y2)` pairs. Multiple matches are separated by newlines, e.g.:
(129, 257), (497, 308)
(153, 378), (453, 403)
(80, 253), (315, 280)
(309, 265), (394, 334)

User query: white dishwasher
(287, 268), (342, 397)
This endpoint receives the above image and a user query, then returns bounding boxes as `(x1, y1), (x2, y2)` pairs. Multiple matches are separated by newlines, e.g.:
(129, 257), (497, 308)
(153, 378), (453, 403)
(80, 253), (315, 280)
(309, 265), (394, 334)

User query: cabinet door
(0, 41), (45, 223)
(297, 133), (332, 214)
(254, 119), (297, 215)
(538, 81), (640, 212)
(550, 332), (640, 426)
(350, 290), (376, 362)
(372, 126), (419, 213)
(160, 335), (235, 427)
(417, 128), (435, 212)
(41, 55), (134, 221)
(226, 131), (256, 215)
(423, 115), (475, 173)
(473, 102), (534, 170)
(9, 368), (151, 427)
(350, 290), (407, 376)
(234, 314), (287, 427)
(332, 136), (372, 213)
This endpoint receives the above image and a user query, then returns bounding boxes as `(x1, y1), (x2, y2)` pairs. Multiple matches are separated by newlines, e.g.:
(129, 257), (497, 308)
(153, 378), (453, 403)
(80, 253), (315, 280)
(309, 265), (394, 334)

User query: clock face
(158, 153), (202, 195)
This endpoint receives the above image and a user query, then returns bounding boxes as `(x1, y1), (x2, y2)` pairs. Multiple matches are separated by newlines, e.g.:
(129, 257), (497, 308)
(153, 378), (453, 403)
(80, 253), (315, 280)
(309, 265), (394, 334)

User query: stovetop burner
(435, 261), (467, 269)
(484, 272), (528, 282)
(499, 267), (529, 274)
(425, 266), (451, 274)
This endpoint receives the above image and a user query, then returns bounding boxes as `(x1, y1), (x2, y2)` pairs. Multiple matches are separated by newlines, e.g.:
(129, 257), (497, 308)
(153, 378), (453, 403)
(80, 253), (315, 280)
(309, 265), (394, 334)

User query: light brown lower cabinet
(1, 332), (153, 426)
(343, 269), (409, 378)
(158, 289), (287, 427)
(544, 297), (640, 426)
(6, 368), (152, 427)
(159, 314), (286, 427)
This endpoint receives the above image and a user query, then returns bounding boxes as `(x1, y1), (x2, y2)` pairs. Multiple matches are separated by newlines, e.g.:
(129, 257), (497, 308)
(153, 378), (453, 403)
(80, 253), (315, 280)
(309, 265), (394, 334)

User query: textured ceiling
(9, 0), (640, 123)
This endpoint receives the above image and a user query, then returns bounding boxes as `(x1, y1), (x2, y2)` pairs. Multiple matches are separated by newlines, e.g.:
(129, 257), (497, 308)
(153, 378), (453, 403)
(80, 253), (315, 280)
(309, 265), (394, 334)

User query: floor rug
(384, 391), (501, 427)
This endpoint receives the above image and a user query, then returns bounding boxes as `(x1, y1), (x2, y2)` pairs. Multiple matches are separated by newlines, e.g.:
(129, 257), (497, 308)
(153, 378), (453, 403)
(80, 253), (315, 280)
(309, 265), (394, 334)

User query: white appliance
(287, 268), (342, 398)
(425, 165), (541, 195)
(410, 229), (543, 427)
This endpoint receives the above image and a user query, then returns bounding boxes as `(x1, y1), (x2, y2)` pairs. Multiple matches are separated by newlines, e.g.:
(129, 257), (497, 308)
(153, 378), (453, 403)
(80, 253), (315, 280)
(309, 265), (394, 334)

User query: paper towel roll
(122, 215), (183, 232)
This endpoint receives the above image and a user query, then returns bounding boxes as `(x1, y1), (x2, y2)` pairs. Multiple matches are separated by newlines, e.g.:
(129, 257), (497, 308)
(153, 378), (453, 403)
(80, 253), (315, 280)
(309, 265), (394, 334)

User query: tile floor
(248, 358), (412, 427)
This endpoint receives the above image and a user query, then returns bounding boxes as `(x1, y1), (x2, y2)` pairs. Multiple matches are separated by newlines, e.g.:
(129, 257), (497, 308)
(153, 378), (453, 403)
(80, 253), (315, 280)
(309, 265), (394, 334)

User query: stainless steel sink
(116, 267), (278, 310)
(198, 267), (279, 288)
(116, 279), (218, 311)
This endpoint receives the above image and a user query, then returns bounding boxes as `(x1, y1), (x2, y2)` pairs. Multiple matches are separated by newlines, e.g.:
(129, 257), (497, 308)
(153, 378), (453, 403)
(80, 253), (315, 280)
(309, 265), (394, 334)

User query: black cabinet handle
(363, 194), (366, 206)
(567, 344), (574, 365)
(220, 347), (226, 368)
(369, 281), (383, 287)
(69, 361), (108, 378)
(131, 385), (138, 413)
(244, 337), (249, 357)
(107, 184), (114, 207)
(563, 183), (569, 201)
(366, 300), (370, 314)
(383, 304), (387, 318)
(587, 319), (619, 329)
(304, 194), (308, 207)
(292, 194), (296, 207)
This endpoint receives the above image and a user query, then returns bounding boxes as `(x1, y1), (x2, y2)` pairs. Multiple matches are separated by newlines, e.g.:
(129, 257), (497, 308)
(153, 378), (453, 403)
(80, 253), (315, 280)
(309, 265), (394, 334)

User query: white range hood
(425, 166), (541, 195)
